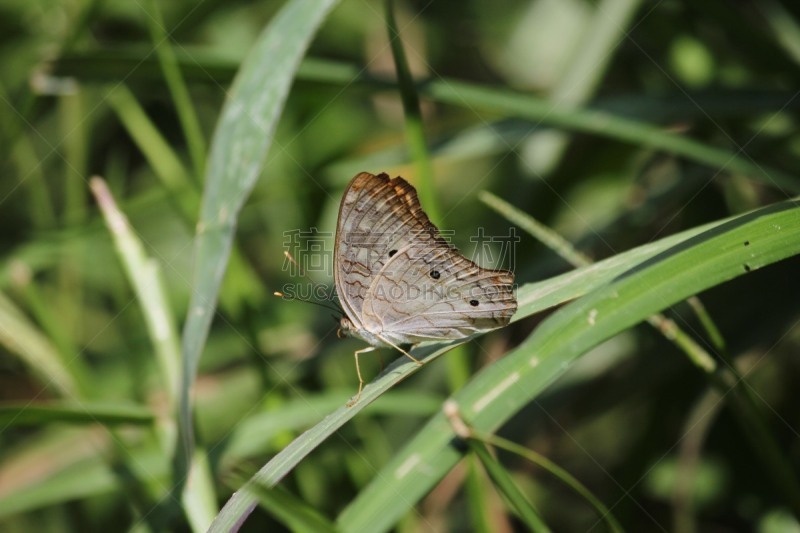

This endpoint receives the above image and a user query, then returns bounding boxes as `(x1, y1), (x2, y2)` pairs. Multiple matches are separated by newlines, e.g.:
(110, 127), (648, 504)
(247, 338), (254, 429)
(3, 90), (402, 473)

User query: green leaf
(143, 0), (206, 181)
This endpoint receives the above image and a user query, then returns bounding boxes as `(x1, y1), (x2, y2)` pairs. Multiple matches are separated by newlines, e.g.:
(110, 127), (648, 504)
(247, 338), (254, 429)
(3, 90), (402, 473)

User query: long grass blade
(179, 0), (340, 520)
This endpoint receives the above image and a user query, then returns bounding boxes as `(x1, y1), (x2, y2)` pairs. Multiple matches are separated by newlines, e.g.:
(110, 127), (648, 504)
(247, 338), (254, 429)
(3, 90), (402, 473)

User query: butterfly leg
(378, 336), (423, 366)
(347, 346), (376, 407)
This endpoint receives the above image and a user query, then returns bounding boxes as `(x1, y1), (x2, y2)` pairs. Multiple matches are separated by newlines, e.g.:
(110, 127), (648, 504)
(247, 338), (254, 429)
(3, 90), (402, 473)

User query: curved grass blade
(444, 402), (622, 533)
(337, 198), (800, 532)
(177, 0), (339, 506)
(91, 177), (216, 530)
(469, 440), (550, 532)
(425, 82), (799, 194)
(91, 178), (181, 407)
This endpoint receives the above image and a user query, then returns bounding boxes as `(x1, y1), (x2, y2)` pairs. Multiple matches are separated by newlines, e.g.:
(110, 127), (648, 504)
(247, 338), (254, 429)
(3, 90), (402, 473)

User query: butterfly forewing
(335, 172), (441, 326)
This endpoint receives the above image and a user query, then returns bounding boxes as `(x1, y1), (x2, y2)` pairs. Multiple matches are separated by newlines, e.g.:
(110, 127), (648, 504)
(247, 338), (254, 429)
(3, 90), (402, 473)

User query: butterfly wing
(334, 172), (440, 331)
(361, 239), (517, 345)
(335, 171), (516, 344)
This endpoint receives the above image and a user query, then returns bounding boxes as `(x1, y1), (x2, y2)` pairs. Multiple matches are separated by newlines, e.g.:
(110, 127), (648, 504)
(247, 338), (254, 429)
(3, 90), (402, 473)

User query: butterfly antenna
(283, 250), (317, 285)
(276, 250), (343, 314)
(273, 291), (342, 314)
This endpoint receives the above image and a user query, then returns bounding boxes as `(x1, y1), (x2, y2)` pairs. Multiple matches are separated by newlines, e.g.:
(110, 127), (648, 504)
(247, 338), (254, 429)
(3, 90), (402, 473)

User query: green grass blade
(59, 91), (88, 226)
(106, 85), (197, 221)
(91, 178), (217, 529)
(464, 456), (492, 533)
(51, 50), (800, 119)
(686, 296), (727, 353)
(243, 483), (340, 533)
(0, 402), (153, 427)
(527, 0), (642, 176)
(91, 178), (181, 408)
(179, 0), (339, 508)
(385, 0), (439, 222)
(467, 426), (623, 533)
(469, 440), (550, 532)
(144, 0), (206, 181)
(425, 81), (800, 194)
(183, 448), (218, 532)
(50, 51), (799, 193)
(0, 291), (81, 397)
(336, 197), (800, 532)
(479, 191), (592, 268)
(759, 0), (800, 65)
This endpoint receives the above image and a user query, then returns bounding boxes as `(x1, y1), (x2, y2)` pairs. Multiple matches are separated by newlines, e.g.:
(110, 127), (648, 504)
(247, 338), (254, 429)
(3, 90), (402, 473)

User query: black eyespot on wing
(469, 299), (479, 307)
(388, 249), (398, 257)
(430, 270), (440, 279)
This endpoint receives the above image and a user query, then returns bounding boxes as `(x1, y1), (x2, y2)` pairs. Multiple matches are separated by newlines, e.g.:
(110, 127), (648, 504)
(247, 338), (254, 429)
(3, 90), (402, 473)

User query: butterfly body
(334, 172), (517, 350)
(338, 316), (394, 347)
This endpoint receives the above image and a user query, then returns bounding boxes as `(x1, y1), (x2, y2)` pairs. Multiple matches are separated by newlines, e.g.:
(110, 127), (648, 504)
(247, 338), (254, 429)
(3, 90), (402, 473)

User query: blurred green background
(1, 0), (800, 531)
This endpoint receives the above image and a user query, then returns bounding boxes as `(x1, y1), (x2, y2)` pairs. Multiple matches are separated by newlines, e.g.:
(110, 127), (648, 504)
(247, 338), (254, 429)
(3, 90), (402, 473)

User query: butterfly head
(337, 316), (355, 339)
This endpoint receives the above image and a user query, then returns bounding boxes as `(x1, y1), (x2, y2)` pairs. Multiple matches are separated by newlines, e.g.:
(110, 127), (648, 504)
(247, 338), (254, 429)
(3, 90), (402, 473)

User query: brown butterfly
(334, 172), (517, 403)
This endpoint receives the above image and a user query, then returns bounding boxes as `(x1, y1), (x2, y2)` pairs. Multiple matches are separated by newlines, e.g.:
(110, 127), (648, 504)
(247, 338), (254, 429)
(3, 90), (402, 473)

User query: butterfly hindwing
(361, 237), (516, 344)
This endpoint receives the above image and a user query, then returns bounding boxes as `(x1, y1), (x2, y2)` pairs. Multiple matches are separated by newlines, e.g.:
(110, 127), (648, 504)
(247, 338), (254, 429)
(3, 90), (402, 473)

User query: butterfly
(334, 172), (517, 404)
